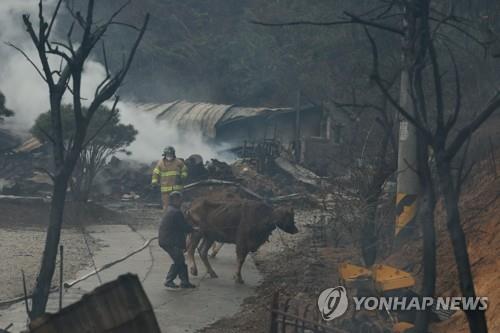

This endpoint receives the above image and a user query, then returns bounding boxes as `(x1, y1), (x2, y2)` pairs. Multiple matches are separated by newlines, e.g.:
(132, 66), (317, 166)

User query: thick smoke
(0, 1), (53, 132)
(0, 1), (230, 163)
(0, 1), (105, 131)
(117, 102), (233, 163)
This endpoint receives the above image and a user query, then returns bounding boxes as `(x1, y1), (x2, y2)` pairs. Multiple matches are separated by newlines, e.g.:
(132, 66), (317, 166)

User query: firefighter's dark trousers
(163, 246), (190, 285)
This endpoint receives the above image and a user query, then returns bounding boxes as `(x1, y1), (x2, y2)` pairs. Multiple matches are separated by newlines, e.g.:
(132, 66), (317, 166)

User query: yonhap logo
(317, 286), (349, 321)
(317, 285), (488, 321)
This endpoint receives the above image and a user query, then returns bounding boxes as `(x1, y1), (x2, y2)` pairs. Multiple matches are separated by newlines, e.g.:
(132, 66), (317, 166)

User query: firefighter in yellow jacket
(152, 146), (188, 209)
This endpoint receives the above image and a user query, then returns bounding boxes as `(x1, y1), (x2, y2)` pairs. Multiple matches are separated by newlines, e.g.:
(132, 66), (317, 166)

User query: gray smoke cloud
(0, 1), (53, 133)
(0, 1), (232, 163)
(117, 102), (234, 163)
(0, 1), (104, 131)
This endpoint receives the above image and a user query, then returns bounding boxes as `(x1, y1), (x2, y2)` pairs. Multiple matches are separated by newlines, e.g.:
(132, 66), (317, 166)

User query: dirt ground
(199, 152), (500, 333)
(386, 154), (500, 333)
(0, 227), (99, 301)
(429, 158), (500, 333)
(0, 201), (124, 303)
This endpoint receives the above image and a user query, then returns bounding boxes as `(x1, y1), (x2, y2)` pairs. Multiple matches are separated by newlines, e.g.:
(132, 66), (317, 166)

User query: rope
(77, 207), (102, 285)
(81, 226), (102, 285)
(183, 179), (305, 205)
(64, 236), (158, 289)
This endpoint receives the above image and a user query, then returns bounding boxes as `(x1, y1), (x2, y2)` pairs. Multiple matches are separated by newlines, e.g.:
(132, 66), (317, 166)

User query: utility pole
(395, 3), (419, 237)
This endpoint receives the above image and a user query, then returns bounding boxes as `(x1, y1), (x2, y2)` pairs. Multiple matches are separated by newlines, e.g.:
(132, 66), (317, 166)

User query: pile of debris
(184, 155), (235, 182)
(206, 159), (235, 180)
(0, 129), (326, 206)
(95, 157), (152, 201)
(0, 134), (52, 197)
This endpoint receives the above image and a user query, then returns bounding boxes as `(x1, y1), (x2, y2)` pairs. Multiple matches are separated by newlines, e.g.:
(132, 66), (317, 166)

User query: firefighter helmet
(163, 146), (175, 157)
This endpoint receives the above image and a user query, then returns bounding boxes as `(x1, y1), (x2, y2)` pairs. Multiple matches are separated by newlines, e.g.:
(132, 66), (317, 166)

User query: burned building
(138, 100), (351, 175)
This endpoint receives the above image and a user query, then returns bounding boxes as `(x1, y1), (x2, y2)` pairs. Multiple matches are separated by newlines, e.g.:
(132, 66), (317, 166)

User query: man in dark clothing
(158, 191), (196, 289)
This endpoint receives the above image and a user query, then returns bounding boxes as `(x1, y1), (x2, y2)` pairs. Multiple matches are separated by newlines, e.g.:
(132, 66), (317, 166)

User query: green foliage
(0, 92), (14, 121)
(31, 105), (137, 149)
(32, 105), (137, 201)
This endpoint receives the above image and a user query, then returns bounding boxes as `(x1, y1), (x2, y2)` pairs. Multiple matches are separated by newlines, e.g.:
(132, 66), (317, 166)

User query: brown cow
(186, 199), (298, 283)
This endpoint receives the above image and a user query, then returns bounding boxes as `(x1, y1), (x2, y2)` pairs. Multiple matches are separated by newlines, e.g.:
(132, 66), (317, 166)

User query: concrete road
(0, 225), (261, 332)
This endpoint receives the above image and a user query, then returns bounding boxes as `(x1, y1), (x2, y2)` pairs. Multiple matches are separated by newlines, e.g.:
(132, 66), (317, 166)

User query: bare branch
(108, 21), (141, 31)
(445, 45), (461, 132)
(343, 11), (404, 35)
(88, 13), (150, 117)
(64, 0), (86, 29)
(83, 0), (95, 42)
(456, 137), (471, 195)
(428, 38), (445, 133)
(5, 43), (47, 82)
(108, 0), (132, 24)
(364, 27), (430, 137)
(37, 0), (46, 44)
(250, 10), (404, 36)
(250, 18), (355, 27)
(46, 0), (63, 39)
(67, 21), (75, 54)
(35, 124), (56, 145)
(331, 100), (385, 113)
(446, 93), (500, 160)
(429, 17), (488, 51)
(82, 96), (120, 148)
(46, 44), (73, 65)
(101, 41), (110, 77)
(51, 41), (75, 57)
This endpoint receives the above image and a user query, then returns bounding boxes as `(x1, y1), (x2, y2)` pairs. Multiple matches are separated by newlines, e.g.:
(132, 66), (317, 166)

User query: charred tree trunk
(31, 132), (84, 318)
(435, 152), (488, 333)
(16, 0), (149, 319)
(414, 137), (436, 332)
(30, 171), (69, 317)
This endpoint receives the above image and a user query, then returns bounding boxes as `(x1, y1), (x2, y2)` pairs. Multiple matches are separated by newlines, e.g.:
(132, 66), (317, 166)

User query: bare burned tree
(10, 0), (149, 318)
(332, 85), (399, 266)
(253, 1), (500, 332)
(366, 2), (500, 332)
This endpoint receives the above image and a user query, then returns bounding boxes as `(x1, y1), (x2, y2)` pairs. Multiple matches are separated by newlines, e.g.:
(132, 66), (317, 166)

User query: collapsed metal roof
(139, 100), (299, 139)
(15, 137), (42, 153)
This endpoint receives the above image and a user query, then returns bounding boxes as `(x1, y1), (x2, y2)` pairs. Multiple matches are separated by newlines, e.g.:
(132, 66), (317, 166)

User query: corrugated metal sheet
(29, 274), (160, 333)
(141, 100), (297, 139)
(153, 100), (233, 138)
(15, 137), (43, 153)
(219, 106), (293, 126)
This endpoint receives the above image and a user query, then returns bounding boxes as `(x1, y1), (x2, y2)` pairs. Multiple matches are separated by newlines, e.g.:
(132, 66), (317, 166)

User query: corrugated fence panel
(29, 274), (161, 333)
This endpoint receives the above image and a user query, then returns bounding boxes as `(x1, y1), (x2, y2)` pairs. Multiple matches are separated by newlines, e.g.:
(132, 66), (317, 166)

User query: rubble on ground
(206, 158), (235, 180)
(0, 135), (51, 197)
(274, 156), (323, 187)
(95, 156), (152, 200)
(0, 132), (326, 206)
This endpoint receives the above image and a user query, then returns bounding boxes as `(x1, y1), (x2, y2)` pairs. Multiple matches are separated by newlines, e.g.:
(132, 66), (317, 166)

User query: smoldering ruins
(1, 1), (500, 333)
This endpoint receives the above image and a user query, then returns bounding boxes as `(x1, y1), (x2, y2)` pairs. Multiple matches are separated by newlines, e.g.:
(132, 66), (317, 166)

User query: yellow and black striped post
(395, 193), (417, 235)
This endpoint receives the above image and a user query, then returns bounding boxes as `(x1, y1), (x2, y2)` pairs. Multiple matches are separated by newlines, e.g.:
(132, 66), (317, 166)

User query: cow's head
(273, 207), (298, 234)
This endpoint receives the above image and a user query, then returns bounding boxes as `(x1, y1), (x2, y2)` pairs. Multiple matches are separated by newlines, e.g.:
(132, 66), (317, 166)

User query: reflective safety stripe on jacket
(160, 185), (184, 192)
(151, 158), (188, 193)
